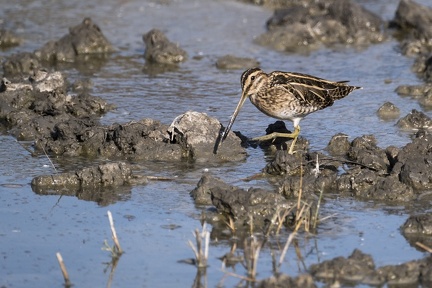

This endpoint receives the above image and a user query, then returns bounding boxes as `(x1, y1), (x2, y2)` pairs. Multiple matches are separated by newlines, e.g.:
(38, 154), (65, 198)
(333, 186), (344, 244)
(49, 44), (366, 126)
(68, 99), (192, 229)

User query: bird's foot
(252, 128), (300, 155)
(251, 132), (297, 142)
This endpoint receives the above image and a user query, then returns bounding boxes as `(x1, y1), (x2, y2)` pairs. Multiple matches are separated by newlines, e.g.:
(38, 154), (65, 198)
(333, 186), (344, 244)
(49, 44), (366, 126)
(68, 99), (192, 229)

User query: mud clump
(396, 109), (432, 130)
(3, 18), (113, 78)
(255, 0), (385, 53)
(396, 133), (432, 190)
(31, 162), (134, 206)
(326, 133), (350, 156)
(39, 118), (183, 161)
(143, 29), (187, 65)
(0, 29), (22, 48)
(401, 213), (432, 248)
(0, 70), (111, 141)
(35, 17), (114, 63)
(309, 248), (432, 286)
(377, 101), (400, 120)
(391, 0), (432, 57)
(310, 249), (375, 284)
(391, 0), (432, 105)
(258, 273), (316, 288)
(396, 84), (432, 107)
(32, 162), (133, 190)
(190, 174), (237, 206)
(1, 70), (242, 164)
(191, 174), (300, 231)
(211, 185), (293, 228)
(332, 133), (432, 201)
(247, 124), (432, 203)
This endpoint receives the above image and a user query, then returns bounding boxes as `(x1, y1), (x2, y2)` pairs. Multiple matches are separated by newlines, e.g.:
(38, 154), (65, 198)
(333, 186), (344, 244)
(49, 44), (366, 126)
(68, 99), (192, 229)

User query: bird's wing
(270, 72), (341, 107)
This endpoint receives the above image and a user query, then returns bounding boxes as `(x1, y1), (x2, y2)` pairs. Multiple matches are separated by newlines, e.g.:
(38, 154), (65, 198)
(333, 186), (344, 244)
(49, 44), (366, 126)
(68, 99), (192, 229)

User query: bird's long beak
(220, 91), (248, 142)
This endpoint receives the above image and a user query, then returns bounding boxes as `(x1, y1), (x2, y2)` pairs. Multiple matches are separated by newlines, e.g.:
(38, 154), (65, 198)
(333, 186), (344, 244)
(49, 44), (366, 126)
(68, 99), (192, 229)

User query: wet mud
(1, 0), (432, 286)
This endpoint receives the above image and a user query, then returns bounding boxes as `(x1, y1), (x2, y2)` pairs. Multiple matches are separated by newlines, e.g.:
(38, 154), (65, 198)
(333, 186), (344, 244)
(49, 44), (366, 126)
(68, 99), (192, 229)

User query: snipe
(219, 68), (361, 154)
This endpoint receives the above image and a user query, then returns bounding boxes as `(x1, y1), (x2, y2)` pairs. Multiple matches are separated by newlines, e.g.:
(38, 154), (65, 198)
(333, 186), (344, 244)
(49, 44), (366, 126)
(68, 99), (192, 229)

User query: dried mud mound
(255, 0), (385, 52)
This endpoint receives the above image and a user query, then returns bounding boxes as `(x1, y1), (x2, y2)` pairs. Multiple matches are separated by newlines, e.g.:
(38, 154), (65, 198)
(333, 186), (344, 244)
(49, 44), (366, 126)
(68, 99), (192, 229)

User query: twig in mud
(224, 215), (236, 234)
(102, 211), (123, 258)
(42, 146), (58, 173)
(267, 206), (294, 236)
(319, 213), (338, 223)
(188, 223), (210, 268)
(416, 242), (432, 253)
(56, 252), (72, 287)
(314, 156), (380, 172)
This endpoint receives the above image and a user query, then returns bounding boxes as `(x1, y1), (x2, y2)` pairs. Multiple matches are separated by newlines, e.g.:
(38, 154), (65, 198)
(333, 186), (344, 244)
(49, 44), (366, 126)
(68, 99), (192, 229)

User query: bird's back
(269, 71), (360, 109)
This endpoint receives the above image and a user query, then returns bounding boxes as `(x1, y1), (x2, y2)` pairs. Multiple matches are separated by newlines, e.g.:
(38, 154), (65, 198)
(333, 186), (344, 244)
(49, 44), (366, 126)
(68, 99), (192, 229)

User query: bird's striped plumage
(220, 67), (361, 154)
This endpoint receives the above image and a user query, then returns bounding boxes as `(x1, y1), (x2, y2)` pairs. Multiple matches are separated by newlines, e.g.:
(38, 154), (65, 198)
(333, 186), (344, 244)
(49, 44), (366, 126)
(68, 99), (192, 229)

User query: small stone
(215, 55), (260, 70)
(326, 133), (350, 155)
(377, 102), (400, 120)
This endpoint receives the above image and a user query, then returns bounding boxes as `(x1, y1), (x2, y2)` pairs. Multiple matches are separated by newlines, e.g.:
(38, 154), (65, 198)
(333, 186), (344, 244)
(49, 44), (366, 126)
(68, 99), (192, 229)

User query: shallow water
(1, 0), (432, 287)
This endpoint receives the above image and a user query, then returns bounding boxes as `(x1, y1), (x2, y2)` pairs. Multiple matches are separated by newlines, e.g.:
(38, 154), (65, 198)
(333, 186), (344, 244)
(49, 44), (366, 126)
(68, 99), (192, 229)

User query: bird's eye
(251, 76), (255, 81)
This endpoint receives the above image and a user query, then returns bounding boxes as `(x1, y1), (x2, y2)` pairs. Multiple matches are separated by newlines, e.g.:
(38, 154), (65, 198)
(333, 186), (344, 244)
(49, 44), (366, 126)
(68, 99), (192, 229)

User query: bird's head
(219, 67), (265, 143)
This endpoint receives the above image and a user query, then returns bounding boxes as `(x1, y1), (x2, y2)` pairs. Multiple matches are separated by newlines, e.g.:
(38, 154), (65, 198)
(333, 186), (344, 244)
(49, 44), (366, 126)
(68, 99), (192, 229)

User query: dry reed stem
(56, 252), (72, 287)
(278, 203), (307, 267)
(244, 236), (261, 279)
(296, 158), (303, 220)
(107, 211), (123, 255)
(221, 269), (257, 282)
(188, 224), (210, 268)
(42, 146), (58, 173)
(224, 216), (236, 234)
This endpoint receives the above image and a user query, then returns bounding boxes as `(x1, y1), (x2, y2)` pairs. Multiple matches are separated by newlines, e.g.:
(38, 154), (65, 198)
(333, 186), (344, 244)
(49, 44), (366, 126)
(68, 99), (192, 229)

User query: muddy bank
(0, 18), (244, 162)
(0, 18), (247, 198)
(191, 125), (432, 235)
(308, 249), (432, 287)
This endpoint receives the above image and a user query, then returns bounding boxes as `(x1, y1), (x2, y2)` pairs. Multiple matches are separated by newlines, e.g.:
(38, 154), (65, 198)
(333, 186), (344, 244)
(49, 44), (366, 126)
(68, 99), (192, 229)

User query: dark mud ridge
(1, 1), (432, 286)
(256, 249), (432, 287)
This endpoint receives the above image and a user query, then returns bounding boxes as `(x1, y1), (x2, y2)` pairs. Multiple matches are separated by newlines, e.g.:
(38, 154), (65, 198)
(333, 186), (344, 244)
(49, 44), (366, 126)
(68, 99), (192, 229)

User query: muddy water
(1, 0), (431, 287)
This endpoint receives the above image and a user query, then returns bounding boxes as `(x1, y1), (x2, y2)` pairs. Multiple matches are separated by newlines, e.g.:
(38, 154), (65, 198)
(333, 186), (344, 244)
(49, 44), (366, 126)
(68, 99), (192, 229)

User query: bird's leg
(252, 125), (301, 154)
(288, 125), (300, 154)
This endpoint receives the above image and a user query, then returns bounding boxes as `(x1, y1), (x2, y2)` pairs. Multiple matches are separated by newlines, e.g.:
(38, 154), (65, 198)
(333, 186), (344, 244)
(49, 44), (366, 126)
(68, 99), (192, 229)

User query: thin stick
(56, 252), (72, 286)
(107, 211), (123, 255)
(221, 269), (256, 282)
(204, 228), (210, 260)
(416, 242), (432, 253)
(42, 146), (57, 173)
(313, 154), (323, 229)
(319, 213), (339, 223)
